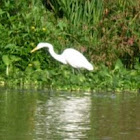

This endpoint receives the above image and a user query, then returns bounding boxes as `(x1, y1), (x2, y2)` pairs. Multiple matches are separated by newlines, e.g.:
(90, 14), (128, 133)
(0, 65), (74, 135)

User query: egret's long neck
(47, 45), (66, 64)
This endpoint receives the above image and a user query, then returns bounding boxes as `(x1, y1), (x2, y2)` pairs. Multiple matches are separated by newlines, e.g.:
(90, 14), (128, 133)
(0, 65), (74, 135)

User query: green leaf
(0, 9), (5, 15)
(10, 55), (21, 62)
(32, 61), (41, 69)
(134, 63), (140, 70)
(114, 59), (124, 71)
(2, 55), (11, 66)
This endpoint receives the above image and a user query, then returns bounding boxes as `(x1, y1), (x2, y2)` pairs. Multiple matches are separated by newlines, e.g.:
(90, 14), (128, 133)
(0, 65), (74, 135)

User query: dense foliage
(0, 0), (140, 91)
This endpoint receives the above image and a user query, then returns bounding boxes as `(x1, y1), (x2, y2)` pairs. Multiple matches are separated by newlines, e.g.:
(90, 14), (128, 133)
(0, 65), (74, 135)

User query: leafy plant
(2, 55), (21, 76)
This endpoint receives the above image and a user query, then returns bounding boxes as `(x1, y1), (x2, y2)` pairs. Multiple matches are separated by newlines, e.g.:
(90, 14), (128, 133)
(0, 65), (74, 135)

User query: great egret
(31, 42), (93, 71)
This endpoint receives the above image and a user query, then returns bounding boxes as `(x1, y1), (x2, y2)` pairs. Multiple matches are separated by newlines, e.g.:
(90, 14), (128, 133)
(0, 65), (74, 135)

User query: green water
(0, 88), (140, 140)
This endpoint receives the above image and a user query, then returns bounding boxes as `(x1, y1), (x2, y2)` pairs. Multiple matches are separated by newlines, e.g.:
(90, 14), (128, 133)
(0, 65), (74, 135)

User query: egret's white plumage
(31, 42), (93, 71)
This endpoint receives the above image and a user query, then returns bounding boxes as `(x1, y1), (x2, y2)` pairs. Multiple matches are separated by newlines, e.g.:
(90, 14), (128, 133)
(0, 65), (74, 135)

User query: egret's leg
(72, 68), (81, 75)
(72, 68), (75, 74)
(77, 68), (81, 74)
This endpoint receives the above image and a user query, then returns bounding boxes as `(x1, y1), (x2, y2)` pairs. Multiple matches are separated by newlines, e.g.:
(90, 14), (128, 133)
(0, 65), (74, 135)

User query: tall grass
(56, 0), (103, 26)
(45, 0), (103, 42)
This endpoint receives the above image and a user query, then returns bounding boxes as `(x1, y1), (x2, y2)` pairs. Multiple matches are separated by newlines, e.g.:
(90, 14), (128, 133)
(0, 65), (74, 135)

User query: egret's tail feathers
(86, 63), (94, 71)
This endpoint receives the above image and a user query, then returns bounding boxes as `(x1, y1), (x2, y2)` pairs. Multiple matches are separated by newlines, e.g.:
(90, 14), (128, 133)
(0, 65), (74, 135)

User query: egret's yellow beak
(31, 47), (38, 53)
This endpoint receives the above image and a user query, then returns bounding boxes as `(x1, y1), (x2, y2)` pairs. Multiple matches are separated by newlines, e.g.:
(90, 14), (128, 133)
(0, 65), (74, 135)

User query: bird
(31, 42), (93, 71)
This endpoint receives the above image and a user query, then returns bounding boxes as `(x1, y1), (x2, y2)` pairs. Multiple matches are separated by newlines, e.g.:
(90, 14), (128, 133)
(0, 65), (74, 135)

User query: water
(0, 88), (140, 140)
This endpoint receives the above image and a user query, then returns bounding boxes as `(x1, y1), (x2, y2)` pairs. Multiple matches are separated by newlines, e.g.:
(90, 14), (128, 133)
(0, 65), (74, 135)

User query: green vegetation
(0, 0), (140, 91)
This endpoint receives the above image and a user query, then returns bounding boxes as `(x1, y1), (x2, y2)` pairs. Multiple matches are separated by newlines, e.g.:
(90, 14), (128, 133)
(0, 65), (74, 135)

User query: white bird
(31, 42), (93, 71)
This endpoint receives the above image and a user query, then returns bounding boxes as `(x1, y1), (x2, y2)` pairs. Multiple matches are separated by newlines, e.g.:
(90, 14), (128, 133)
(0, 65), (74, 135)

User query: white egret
(31, 42), (93, 71)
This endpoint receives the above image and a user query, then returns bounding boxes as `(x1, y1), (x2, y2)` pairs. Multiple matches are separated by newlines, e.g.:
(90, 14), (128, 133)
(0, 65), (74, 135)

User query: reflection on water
(0, 88), (140, 140)
(35, 96), (91, 139)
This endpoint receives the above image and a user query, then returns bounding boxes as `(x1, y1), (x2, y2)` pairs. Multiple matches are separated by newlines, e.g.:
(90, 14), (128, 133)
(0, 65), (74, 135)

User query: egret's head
(31, 42), (53, 53)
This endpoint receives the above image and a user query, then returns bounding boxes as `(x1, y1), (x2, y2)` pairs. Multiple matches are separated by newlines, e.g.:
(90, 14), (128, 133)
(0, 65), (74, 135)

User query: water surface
(0, 88), (140, 140)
